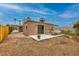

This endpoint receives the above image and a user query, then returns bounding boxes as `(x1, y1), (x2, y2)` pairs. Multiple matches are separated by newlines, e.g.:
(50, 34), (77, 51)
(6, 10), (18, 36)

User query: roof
(23, 20), (57, 26)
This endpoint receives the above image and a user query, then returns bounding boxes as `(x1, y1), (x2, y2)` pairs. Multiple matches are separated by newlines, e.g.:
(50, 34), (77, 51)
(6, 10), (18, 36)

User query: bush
(73, 20), (79, 35)
(62, 29), (74, 35)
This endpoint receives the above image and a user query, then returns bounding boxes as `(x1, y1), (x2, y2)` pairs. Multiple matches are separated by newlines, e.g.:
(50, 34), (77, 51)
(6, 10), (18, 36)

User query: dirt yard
(0, 32), (79, 56)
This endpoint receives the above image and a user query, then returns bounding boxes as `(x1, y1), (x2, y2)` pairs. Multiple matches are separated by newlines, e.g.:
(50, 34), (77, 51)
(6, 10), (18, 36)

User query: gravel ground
(0, 32), (79, 56)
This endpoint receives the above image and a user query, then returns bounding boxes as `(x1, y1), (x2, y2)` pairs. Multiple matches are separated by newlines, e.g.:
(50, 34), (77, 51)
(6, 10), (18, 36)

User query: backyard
(0, 32), (79, 56)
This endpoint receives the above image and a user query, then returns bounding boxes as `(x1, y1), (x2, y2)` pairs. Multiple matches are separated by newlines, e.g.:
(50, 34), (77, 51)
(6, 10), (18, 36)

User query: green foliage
(73, 20), (79, 35)
(62, 29), (73, 35)
(73, 20), (79, 28)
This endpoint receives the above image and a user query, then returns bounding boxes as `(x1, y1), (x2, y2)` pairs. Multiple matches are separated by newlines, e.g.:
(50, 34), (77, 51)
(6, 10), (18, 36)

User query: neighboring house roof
(23, 20), (57, 26)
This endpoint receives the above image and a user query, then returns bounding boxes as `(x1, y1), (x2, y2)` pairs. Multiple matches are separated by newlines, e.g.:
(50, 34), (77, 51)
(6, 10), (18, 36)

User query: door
(38, 25), (44, 34)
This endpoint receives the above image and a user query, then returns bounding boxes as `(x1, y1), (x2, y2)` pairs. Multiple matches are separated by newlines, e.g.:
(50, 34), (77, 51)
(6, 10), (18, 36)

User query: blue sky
(0, 3), (79, 27)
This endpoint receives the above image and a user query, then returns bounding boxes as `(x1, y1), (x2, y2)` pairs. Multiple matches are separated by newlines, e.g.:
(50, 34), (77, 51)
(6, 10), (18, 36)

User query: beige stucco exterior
(23, 20), (54, 35)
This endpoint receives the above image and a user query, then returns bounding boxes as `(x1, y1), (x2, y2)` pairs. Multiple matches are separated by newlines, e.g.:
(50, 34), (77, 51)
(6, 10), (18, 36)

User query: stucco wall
(44, 24), (53, 34)
(23, 21), (54, 35)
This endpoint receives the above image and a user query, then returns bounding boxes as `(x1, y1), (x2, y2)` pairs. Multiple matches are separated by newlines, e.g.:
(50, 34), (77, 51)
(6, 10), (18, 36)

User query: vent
(40, 18), (45, 23)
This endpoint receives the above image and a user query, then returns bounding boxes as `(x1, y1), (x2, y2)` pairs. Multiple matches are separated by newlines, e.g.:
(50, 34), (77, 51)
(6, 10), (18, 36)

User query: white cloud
(0, 4), (23, 11)
(0, 4), (57, 16)
(29, 9), (48, 15)
(58, 13), (77, 18)
(26, 8), (56, 15)
(58, 4), (79, 19)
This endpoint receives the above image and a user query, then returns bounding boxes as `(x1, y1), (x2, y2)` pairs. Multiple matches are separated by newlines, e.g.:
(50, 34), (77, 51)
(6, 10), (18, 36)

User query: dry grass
(0, 32), (79, 56)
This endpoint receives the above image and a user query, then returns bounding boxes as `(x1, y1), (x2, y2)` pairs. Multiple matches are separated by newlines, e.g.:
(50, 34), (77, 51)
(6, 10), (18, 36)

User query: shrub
(62, 29), (74, 35)
(73, 20), (79, 35)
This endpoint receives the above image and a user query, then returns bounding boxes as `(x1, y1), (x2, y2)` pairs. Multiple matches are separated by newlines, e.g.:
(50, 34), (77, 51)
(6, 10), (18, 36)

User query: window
(38, 25), (44, 34)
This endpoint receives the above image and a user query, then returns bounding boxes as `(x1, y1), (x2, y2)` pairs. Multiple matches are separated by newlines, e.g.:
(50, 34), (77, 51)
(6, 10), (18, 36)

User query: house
(23, 17), (57, 35)
(11, 18), (23, 32)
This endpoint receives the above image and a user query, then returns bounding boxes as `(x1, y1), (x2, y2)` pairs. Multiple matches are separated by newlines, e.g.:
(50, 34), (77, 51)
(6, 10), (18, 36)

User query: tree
(73, 20), (79, 35)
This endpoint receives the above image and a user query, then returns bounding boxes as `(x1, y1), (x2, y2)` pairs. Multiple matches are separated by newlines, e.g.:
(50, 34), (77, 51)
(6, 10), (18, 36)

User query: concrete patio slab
(29, 34), (64, 41)
(12, 30), (19, 33)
